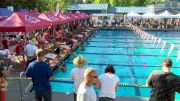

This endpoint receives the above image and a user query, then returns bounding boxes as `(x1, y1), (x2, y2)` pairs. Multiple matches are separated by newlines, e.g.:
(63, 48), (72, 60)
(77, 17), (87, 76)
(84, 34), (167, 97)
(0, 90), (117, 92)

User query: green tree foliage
(109, 0), (120, 6)
(57, 0), (73, 11)
(83, 0), (94, 3)
(0, 0), (167, 12)
(93, 0), (108, 3)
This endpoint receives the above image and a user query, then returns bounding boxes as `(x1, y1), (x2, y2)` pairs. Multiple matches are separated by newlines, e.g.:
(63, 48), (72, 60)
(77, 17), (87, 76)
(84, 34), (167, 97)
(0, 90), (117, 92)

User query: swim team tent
(0, 12), (51, 32)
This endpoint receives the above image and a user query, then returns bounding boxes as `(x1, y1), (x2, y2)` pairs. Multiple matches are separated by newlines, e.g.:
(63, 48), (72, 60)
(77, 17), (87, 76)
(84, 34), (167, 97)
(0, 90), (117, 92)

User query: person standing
(0, 67), (7, 101)
(26, 49), (54, 101)
(146, 58), (180, 101)
(71, 55), (88, 101)
(96, 64), (119, 101)
(77, 67), (98, 101)
(25, 38), (38, 68)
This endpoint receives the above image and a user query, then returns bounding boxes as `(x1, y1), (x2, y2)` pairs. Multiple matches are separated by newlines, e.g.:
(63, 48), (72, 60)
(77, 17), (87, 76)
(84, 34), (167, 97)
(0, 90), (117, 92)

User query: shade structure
(157, 10), (175, 18)
(0, 8), (12, 17)
(0, 12), (51, 32)
(38, 13), (62, 26)
(57, 13), (74, 23)
(81, 12), (90, 19)
(174, 13), (180, 18)
(141, 12), (157, 18)
(74, 12), (89, 20)
(66, 13), (80, 21)
(126, 11), (140, 18)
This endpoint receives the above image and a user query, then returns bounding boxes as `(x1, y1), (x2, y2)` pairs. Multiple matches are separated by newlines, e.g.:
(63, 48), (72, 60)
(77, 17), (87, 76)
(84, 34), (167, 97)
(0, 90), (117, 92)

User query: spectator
(0, 67), (6, 101)
(26, 49), (54, 101)
(146, 58), (180, 101)
(25, 38), (38, 67)
(71, 55), (88, 101)
(96, 64), (120, 101)
(15, 39), (25, 55)
(2, 35), (9, 49)
(77, 67), (98, 101)
(25, 38), (38, 58)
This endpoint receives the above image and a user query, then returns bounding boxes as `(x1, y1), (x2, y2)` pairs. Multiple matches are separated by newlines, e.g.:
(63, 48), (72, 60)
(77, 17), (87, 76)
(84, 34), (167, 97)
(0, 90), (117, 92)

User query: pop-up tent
(0, 12), (51, 32)
(157, 10), (175, 18)
(0, 8), (12, 17)
(57, 13), (74, 23)
(74, 12), (89, 20)
(38, 13), (63, 26)
(175, 13), (180, 18)
(126, 11), (140, 18)
(81, 12), (90, 19)
(140, 12), (156, 18)
(66, 12), (80, 21)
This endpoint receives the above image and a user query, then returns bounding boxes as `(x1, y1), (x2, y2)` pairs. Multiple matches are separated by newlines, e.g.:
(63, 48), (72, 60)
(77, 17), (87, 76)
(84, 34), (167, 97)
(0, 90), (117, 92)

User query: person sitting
(80, 45), (85, 51)
(15, 40), (25, 61)
(54, 47), (61, 55)
(59, 63), (67, 72)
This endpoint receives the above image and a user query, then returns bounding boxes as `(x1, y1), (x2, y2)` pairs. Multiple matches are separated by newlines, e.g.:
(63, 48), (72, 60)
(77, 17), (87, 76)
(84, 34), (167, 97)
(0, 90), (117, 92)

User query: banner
(153, 37), (157, 47)
(161, 41), (166, 53)
(156, 39), (161, 48)
(176, 48), (180, 62)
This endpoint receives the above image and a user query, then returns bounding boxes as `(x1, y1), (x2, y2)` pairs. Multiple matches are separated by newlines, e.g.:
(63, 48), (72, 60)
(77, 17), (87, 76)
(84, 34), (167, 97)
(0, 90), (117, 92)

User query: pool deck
(6, 26), (180, 101)
(7, 79), (149, 101)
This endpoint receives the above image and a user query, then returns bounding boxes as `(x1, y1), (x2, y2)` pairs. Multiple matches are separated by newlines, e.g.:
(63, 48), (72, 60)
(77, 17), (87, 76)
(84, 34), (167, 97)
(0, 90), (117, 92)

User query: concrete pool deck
(7, 79), (149, 101)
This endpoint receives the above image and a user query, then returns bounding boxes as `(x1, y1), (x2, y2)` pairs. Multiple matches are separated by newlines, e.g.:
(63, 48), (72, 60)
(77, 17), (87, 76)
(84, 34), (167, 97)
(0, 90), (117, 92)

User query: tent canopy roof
(0, 12), (51, 32)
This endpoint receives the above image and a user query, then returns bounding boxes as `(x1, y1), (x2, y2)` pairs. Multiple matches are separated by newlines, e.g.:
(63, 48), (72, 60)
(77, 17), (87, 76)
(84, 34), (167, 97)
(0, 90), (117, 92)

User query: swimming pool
(51, 29), (180, 99)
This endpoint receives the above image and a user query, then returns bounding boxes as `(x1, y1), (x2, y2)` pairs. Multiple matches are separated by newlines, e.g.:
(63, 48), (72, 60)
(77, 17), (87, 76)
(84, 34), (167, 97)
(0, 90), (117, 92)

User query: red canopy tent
(57, 13), (74, 23)
(66, 13), (80, 21)
(81, 12), (90, 19)
(47, 11), (56, 16)
(0, 12), (51, 32)
(38, 13), (63, 26)
(73, 12), (87, 20)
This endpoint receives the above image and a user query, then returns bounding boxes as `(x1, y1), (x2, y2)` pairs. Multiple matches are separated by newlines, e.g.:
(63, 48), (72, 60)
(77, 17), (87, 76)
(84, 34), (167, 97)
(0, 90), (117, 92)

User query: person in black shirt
(146, 58), (180, 101)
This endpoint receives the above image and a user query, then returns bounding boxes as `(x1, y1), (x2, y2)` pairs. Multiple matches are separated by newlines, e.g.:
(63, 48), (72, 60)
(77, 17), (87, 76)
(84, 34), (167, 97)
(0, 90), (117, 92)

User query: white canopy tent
(173, 13), (180, 18)
(126, 11), (140, 18)
(140, 12), (157, 18)
(157, 10), (175, 18)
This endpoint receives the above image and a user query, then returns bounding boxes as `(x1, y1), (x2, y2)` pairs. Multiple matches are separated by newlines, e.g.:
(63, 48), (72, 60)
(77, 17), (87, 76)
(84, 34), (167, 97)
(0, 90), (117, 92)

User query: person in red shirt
(15, 40), (25, 55)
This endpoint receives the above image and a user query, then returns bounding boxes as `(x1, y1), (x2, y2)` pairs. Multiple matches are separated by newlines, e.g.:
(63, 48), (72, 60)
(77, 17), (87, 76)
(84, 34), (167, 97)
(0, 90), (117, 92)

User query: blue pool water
(51, 29), (180, 99)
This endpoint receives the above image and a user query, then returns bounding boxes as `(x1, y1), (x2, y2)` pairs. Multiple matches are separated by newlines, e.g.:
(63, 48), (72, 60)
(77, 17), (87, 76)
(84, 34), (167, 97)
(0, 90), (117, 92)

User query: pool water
(51, 29), (180, 99)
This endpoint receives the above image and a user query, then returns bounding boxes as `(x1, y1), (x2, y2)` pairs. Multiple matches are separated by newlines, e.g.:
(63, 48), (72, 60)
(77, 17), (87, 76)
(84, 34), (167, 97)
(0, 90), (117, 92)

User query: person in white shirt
(77, 67), (98, 101)
(24, 38), (38, 68)
(96, 64), (120, 101)
(24, 38), (38, 58)
(71, 55), (88, 101)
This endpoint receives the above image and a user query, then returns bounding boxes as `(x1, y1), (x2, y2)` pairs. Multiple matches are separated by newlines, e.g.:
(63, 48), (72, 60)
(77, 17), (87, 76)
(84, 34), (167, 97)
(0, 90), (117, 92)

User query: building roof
(68, 3), (108, 11)
(108, 6), (151, 13)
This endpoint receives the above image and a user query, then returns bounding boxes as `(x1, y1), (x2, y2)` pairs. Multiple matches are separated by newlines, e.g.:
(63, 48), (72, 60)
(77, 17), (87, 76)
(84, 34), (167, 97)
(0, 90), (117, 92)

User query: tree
(83, 0), (94, 3)
(109, 0), (120, 6)
(94, 0), (108, 3)
(58, 0), (73, 11)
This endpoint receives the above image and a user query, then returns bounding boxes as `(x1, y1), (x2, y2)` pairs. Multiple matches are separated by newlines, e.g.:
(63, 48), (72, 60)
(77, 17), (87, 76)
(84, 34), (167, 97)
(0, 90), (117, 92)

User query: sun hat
(31, 38), (38, 45)
(73, 55), (88, 68)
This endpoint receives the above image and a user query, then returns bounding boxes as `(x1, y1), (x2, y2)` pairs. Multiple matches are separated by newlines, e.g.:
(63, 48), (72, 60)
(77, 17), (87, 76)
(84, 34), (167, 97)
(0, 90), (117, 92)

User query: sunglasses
(89, 75), (98, 79)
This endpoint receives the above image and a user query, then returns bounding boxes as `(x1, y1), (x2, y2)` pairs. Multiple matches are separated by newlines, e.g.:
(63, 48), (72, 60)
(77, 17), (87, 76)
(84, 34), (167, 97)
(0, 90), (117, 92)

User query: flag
(168, 44), (174, 56)
(156, 39), (161, 48)
(176, 48), (180, 62)
(161, 41), (166, 53)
